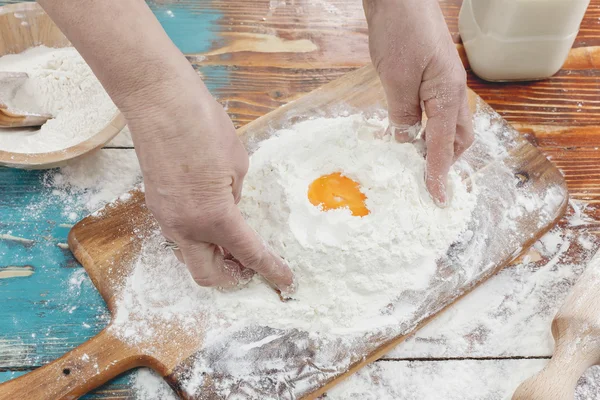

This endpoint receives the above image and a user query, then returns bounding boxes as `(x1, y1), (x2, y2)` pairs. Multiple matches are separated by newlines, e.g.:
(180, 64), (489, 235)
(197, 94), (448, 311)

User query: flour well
(0, 46), (117, 153)
(113, 114), (476, 337)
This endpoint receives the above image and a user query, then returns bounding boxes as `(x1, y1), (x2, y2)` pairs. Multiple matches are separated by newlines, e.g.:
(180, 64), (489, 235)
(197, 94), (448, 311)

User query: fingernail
(433, 195), (448, 208)
(278, 275), (298, 300)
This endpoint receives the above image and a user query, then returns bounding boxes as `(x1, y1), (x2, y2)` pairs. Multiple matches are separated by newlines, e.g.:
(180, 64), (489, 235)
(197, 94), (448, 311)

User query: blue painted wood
(0, 1), (226, 395)
(0, 167), (110, 368)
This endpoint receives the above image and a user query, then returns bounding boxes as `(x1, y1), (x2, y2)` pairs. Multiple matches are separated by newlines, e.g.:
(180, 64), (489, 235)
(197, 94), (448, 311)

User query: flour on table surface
(389, 200), (600, 359)
(325, 360), (600, 400)
(0, 46), (118, 153)
(131, 369), (177, 400)
(44, 149), (141, 214)
(129, 362), (600, 400)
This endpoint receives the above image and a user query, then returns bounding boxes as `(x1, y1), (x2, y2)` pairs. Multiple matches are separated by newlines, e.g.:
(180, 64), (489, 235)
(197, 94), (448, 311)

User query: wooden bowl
(0, 2), (125, 169)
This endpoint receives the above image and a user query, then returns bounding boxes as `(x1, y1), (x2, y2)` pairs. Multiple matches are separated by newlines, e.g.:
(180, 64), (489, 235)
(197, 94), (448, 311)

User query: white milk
(459, 0), (590, 81)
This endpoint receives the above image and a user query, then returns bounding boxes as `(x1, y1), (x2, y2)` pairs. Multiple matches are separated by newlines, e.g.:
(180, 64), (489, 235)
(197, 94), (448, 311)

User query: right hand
(364, 0), (474, 206)
(122, 73), (295, 294)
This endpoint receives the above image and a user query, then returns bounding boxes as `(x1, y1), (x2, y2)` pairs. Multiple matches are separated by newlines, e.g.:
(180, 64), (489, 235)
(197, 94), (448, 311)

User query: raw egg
(308, 172), (369, 217)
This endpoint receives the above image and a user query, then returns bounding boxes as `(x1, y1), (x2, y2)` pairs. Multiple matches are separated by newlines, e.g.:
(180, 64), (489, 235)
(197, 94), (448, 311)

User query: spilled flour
(0, 46), (117, 153)
(113, 114), (477, 337)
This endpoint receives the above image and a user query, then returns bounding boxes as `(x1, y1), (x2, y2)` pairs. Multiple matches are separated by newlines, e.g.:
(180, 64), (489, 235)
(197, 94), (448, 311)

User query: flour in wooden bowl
(0, 46), (117, 153)
(112, 114), (477, 339)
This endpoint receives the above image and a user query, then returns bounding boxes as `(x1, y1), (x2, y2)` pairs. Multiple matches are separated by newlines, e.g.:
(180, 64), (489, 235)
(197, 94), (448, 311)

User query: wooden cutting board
(0, 65), (568, 400)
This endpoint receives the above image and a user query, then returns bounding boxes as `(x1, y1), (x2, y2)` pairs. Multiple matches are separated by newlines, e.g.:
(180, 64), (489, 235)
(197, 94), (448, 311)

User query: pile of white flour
(113, 114), (476, 336)
(0, 46), (117, 153)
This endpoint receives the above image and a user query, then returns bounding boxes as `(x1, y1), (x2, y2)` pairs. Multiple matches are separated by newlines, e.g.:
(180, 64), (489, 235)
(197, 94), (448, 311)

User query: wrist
(115, 62), (206, 116)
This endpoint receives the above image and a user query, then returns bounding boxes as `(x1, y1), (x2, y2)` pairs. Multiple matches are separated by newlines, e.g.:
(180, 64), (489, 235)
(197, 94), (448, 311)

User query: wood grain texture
(15, 65), (564, 400)
(0, 329), (143, 400)
(0, 0), (599, 398)
(513, 251), (600, 400)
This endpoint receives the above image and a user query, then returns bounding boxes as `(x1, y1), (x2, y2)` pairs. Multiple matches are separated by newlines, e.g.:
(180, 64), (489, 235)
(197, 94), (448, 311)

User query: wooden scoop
(0, 72), (52, 127)
(512, 250), (600, 400)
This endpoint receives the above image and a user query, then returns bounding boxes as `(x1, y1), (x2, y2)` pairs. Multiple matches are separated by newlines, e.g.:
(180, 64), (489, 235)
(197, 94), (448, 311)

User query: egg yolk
(308, 172), (369, 217)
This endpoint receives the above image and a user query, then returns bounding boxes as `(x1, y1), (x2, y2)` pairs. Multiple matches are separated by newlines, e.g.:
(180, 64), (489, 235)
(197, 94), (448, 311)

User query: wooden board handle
(0, 328), (143, 400)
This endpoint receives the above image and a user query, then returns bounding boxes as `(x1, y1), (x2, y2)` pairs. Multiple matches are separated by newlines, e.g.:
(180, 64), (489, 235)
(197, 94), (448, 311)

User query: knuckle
(210, 206), (237, 232)
(388, 108), (421, 125)
(158, 212), (186, 233)
(242, 248), (267, 271)
(450, 73), (467, 95)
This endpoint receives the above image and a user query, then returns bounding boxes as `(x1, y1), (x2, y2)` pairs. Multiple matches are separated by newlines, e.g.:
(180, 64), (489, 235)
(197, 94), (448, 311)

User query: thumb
(215, 207), (295, 295)
(179, 241), (253, 288)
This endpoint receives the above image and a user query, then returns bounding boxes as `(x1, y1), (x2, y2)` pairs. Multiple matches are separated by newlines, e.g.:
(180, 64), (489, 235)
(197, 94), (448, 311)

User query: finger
(380, 77), (422, 142)
(173, 248), (184, 263)
(389, 121), (422, 143)
(162, 233), (184, 262)
(453, 95), (475, 161)
(179, 241), (250, 288)
(232, 176), (244, 205)
(215, 208), (295, 294)
(423, 97), (458, 208)
(232, 140), (249, 205)
(221, 245), (256, 284)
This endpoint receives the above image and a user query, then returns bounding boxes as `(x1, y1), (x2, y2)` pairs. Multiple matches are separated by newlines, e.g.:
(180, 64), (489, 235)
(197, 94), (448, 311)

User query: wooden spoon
(0, 72), (52, 127)
(512, 250), (600, 400)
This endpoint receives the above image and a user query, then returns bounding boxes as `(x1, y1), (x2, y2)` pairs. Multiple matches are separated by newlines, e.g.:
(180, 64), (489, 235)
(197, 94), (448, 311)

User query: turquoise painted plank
(0, 166), (110, 369)
(149, 2), (224, 54)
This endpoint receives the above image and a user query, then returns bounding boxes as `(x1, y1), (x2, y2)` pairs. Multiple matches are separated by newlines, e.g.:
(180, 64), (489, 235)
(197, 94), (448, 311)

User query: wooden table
(1, 0), (599, 398)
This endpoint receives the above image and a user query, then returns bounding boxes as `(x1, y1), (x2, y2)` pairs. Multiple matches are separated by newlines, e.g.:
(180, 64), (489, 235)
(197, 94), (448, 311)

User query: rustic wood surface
(3, 66), (566, 399)
(0, 0), (600, 398)
(513, 250), (600, 400)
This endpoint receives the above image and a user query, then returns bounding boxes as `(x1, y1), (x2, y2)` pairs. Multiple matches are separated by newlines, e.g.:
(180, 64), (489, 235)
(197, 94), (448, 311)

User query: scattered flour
(113, 114), (477, 338)
(326, 360), (600, 400)
(0, 46), (118, 153)
(45, 149), (141, 213)
(131, 369), (177, 400)
(390, 204), (600, 359)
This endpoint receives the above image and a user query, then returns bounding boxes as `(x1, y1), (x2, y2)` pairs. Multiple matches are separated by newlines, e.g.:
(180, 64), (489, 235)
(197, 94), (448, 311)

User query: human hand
(122, 74), (295, 293)
(363, 0), (474, 207)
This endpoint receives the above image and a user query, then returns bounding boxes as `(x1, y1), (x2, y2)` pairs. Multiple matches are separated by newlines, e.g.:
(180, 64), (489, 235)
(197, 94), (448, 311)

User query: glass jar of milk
(459, 0), (590, 81)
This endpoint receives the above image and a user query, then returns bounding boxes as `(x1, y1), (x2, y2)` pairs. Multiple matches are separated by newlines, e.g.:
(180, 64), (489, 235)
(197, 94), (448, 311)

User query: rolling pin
(512, 249), (600, 400)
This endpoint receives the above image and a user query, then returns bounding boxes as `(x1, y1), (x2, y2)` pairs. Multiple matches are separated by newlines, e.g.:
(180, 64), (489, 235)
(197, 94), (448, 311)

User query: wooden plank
(192, 62), (600, 129)
(38, 66), (566, 399)
(325, 360), (600, 400)
(0, 0), (599, 396)
(386, 204), (600, 359)
(3, 361), (598, 399)
(0, 152), (596, 373)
